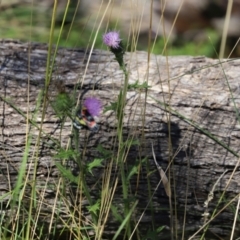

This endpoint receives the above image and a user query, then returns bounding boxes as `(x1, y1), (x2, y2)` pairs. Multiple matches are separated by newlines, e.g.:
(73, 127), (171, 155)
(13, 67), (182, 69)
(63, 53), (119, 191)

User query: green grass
(0, 5), (104, 49)
(0, 4), (220, 56)
(0, 1), (239, 239)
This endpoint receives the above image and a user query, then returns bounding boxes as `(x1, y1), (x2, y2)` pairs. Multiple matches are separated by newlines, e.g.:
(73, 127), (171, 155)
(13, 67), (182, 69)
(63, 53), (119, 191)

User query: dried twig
(151, 143), (171, 197)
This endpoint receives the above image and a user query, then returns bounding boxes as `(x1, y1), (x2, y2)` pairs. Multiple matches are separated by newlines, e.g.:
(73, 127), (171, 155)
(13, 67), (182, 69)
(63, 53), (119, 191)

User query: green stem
(117, 63), (132, 238)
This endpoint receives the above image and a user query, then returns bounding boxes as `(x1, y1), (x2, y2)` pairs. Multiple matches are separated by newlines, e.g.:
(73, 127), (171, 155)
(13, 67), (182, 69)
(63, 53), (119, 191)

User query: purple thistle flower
(83, 97), (102, 116)
(103, 31), (121, 49)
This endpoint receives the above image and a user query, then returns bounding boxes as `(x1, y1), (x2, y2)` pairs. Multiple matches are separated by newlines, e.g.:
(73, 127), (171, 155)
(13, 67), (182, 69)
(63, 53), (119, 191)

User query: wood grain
(0, 39), (240, 238)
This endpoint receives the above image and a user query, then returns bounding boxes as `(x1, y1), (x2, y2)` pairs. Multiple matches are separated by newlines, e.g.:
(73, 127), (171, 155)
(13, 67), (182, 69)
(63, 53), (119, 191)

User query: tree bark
(0, 39), (240, 239)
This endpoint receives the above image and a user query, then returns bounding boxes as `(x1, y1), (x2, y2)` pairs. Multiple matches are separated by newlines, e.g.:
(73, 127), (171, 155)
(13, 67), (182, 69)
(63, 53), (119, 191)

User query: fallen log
(0, 39), (240, 239)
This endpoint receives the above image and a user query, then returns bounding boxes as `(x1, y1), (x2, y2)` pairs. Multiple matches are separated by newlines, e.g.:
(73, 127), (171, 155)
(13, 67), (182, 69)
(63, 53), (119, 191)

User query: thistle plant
(103, 31), (128, 143)
(103, 31), (125, 70)
(73, 97), (102, 132)
(83, 97), (102, 117)
(103, 31), (134, 238)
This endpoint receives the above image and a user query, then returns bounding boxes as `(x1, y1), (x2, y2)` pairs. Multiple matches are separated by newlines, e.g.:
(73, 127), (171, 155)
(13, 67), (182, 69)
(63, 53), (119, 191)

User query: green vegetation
(0, 1), (239, 240)
(1, 4), (220, 56)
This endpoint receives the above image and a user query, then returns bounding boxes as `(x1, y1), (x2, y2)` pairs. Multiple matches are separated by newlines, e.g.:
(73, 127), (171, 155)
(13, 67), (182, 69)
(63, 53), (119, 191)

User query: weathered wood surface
(0, 39), (240, 239)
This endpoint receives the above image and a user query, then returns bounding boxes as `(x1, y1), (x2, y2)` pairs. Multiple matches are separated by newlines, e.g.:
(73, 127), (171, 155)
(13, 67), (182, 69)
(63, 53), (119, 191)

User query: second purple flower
(83, 97), (102, 117)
